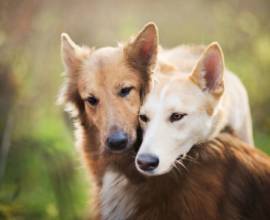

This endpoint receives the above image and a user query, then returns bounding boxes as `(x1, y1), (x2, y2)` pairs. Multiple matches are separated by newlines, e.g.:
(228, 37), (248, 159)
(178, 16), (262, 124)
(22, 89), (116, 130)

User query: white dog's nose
(136, 153), (159, 172)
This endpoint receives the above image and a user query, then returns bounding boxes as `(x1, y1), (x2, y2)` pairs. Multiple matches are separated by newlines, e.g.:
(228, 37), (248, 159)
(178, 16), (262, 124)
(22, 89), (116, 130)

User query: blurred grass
(0, 0), (270, 219)
(255, 132), (270, 155)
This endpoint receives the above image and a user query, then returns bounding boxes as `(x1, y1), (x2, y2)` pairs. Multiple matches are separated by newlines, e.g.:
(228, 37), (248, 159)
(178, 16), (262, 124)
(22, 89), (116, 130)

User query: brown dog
(59, 23), (158, 218)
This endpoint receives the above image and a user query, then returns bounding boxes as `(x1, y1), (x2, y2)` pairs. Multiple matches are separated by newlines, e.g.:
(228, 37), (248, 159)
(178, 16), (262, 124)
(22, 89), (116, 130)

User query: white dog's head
(136, 42), (225, 176)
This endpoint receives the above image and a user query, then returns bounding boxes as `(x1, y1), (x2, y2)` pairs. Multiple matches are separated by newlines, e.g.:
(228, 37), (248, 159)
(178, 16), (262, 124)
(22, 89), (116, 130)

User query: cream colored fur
(136, 43), (254, 176)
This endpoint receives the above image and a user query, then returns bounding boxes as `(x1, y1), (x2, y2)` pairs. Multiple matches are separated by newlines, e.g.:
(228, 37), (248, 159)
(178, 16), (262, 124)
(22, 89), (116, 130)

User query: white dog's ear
(190, 42), (224, 96)
(124, 22), (159, 77)
(61, 33), (89, 76)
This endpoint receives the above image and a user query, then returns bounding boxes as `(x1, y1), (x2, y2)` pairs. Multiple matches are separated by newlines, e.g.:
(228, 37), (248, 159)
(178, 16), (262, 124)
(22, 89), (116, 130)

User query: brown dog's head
(59, 23), (158, 154)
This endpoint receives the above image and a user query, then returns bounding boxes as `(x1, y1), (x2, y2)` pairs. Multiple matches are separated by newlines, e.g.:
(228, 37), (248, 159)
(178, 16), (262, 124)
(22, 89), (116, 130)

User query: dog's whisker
(175, 159), (188, 172)
(184, 155), (199, 165)
(173, 158), (187, 176)
(172, 162), (182, 177)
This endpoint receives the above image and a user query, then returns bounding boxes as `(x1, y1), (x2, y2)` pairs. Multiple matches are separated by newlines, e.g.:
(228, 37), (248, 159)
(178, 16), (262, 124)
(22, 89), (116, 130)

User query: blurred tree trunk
(0, 64), (17, 181)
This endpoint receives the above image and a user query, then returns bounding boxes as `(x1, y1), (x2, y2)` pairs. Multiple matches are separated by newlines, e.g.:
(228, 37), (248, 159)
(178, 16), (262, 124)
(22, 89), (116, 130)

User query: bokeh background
(0, 0), (270, 219)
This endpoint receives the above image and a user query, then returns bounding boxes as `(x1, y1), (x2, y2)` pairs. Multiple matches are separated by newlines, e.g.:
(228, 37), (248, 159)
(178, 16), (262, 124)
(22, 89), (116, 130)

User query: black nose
(136, 154), (159, 171)
(106, 131), (128, 151)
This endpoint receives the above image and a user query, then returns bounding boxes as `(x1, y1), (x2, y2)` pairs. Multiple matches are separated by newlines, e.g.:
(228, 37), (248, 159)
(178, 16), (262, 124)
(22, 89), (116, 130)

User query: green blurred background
(0, 0), (269, 219)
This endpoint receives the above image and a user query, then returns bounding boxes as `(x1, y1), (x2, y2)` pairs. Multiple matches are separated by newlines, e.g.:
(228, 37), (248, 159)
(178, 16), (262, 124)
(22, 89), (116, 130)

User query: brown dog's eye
(169, 113), (187, 122)
(86, 96), (99, 106)
(119, 86), (134, 97)
(139, 114), (149, 123)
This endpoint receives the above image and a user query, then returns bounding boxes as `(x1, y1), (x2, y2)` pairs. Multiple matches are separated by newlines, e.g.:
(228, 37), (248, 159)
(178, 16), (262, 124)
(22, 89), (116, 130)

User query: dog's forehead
(78, 46), (140, 97)
(165, 77), (199, 98)
(142, 75), (206, 115)
(164, 79), (206, 110)
(83, 47), (125, 75)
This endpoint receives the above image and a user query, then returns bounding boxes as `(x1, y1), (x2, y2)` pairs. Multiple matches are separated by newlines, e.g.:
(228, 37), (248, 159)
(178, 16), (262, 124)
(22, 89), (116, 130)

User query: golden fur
(59, 23), (158, 218)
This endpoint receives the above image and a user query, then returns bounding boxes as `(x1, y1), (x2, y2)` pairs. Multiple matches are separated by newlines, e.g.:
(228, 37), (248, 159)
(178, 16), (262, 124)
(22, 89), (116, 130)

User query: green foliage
(0, 0), (269, 219)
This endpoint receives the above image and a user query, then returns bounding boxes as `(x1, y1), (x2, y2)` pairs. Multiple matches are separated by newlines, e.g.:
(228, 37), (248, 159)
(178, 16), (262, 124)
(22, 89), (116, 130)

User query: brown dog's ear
(61, 33), (89, 77)
(124, 23), (158, 78)
(190, 42), (224, 96)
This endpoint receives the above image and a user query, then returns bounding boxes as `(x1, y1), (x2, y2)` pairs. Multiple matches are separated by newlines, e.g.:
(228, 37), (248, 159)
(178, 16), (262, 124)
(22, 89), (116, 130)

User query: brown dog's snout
(106, 130), (128, 152)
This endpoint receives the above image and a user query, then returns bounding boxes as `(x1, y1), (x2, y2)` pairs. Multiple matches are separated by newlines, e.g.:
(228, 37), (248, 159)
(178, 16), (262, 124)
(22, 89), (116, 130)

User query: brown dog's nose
(136, 154), (159, 171)
(106, 131), (128, 151)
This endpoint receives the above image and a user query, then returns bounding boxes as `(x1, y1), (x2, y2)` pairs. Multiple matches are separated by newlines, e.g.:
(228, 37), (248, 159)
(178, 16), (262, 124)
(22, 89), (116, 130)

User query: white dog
(136, 42), (254, 176)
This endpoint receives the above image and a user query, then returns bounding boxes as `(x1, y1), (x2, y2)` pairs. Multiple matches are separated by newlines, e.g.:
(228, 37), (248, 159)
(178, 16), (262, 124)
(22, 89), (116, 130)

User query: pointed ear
(61, 33), (89, 76)
(124, 22), (158, 77)
(190, 42), (225, 96)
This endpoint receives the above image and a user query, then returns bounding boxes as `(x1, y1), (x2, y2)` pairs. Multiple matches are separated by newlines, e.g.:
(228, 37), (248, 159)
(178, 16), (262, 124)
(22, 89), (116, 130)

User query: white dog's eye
(169, 113), (187, 122)
(139, 114), (149, 123)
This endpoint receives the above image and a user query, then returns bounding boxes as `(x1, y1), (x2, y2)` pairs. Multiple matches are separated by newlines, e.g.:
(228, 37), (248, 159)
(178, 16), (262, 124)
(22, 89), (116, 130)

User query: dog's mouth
(105, 145), (131, 154)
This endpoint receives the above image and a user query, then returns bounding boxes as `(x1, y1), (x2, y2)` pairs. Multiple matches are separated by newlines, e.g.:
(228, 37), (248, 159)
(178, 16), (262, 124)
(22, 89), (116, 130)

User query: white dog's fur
(136, 42), (254, 176)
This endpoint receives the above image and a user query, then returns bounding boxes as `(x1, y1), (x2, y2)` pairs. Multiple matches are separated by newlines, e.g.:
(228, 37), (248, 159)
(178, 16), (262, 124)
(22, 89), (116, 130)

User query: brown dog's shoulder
(182, 134), (270, 220)
(197, 133), (270, 176)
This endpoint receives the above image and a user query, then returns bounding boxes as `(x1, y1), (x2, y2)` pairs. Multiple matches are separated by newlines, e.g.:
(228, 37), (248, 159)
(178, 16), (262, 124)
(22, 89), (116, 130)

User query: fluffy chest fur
(100, 170), (137, 220)
(99, 169), (184, 220)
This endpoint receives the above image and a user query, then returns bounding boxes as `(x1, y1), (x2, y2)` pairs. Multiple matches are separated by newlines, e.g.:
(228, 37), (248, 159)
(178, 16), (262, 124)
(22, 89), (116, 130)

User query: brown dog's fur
(59, 24), (158, 218)
(108, 133), (270, 220)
